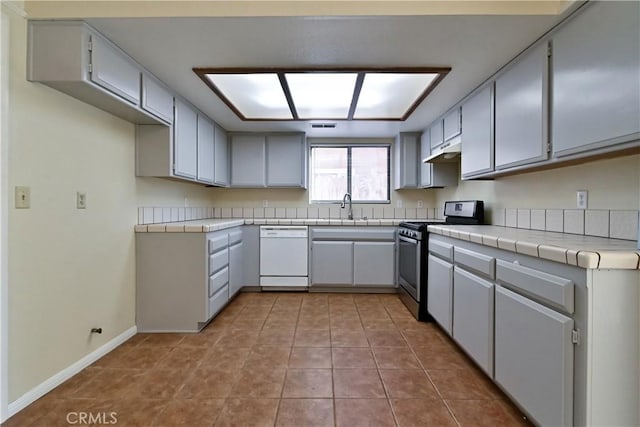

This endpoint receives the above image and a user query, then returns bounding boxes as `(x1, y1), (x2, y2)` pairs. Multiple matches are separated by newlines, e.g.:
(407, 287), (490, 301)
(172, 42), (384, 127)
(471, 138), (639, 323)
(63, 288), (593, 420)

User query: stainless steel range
(398, 200), (484, 320)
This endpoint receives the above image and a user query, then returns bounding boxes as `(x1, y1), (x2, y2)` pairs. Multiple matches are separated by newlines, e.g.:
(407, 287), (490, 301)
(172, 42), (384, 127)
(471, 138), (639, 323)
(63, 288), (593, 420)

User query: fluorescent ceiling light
(354, 73), (439, 119)
(195, 68), (450, 121)
(286, 73), (357, 119)
(204, 73), (292, 119)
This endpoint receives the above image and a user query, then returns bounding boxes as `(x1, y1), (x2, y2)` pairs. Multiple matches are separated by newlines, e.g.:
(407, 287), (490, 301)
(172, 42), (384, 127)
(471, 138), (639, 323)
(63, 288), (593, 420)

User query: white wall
(434, 155), (640, 222)
(6, 12), (211, 403)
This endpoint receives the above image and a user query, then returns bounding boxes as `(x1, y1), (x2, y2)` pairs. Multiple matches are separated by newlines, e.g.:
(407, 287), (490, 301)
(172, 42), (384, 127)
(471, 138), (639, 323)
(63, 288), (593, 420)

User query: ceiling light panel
(285, 73), (358, 119)
(205, 73), (292, 119)
(354, 73), (438, 119)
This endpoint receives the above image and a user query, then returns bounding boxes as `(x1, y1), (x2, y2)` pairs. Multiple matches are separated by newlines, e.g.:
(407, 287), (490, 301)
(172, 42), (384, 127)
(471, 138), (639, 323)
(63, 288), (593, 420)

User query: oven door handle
(399, 236), (419, 244)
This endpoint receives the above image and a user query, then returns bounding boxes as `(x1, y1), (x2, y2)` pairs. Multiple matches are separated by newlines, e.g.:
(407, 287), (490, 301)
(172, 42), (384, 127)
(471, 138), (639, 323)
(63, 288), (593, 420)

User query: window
(310, 145), (390, 203)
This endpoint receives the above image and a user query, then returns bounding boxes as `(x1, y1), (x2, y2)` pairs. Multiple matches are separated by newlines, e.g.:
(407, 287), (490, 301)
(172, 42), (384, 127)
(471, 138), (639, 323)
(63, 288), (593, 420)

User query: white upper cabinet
(214, 126), (229, 187)
(394, 133), (420, 189)
(430, 119), (444, 150)
(230, 133), (307, 188)
(266, 134), (307, 187)
(443, 107), (462, 142)
(89, 35), (141, 105)
(495, 42), (548, 170)
(197, 114), (215, 184)
(461, 84), (494, 178)
(141, 74), (174, 124)
(173, 99), (198, 180)
(551, 1), (640, 157)
(230, 135), (267, 187)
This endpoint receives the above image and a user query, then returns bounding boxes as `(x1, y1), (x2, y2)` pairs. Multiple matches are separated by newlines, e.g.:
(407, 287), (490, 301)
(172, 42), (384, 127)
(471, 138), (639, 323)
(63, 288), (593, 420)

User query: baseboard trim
(7, 325), (137, 418)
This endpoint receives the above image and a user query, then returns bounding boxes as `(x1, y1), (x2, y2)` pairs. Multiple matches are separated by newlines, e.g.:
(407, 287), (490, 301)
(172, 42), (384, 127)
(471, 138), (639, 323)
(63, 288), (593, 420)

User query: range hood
(423, 136), (461, 163)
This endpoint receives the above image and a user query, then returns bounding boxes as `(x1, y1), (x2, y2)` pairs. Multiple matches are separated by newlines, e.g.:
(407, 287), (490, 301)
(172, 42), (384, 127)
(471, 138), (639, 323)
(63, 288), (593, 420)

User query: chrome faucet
(341, 193), (353, 220)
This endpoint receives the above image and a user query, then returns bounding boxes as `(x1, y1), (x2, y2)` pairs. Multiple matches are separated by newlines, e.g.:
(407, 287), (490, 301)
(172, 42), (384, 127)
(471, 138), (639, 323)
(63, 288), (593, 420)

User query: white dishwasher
(260, 226), (309, 289)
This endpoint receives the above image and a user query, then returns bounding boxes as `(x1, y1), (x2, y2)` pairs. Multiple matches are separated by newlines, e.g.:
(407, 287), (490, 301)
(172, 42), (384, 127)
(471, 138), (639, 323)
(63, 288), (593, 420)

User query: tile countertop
(134, 218), (409, 233)
(428, 224), (640, 270)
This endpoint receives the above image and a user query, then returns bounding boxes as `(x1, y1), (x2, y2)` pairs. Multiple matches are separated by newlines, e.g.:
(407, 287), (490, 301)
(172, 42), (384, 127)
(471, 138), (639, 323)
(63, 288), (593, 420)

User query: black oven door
(398, 235), (421, 301)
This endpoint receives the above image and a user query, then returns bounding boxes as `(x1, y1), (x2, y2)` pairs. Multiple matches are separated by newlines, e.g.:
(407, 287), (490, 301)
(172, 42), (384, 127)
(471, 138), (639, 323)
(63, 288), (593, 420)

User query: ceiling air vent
(311, 123), (336, 129)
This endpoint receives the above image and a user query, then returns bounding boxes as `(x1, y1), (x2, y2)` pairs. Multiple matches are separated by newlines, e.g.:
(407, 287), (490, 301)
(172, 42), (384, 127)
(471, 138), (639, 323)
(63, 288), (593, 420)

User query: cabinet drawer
(454, 247), (495, 279)
(209, 248), (229, 274)
(209, 267), (229, 297)
(496, 260), (574, 314)
(311, 227), (395, 241)
(429, 239), (453, 262)
(228, 229), (243, 246)
(208, 284), (229, 319)
(208, 234), (228, 254)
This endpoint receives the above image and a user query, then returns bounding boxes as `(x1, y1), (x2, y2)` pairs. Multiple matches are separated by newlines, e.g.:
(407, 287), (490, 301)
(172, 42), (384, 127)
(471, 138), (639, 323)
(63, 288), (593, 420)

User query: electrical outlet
(417, 200), (424, 208)
(576, 190), (588, 209)
(263, 200), (269, 208)
(76, 192), (87, 209)
(15, 186), (30, 209)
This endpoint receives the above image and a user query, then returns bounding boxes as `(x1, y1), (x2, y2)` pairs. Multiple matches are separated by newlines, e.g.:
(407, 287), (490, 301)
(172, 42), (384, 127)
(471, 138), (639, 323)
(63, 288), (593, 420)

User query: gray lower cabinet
(310, 227), (396, 288)
(461, 84), (494, 178)
(173, 99), (198, 180)
(494, 42), (548, 170)
(310, 241), (353, 286)
(353, 242), (395, 286)
(551, 1), (640, 157)
(242, 226), (260, 287)
(426, 254), (453, 334)
(196, 114), (215, 184)
(136, 227), (245, 332)
(452, 266), (494, 377)
(228, 230), (244, 297)
(495, 285), (574, 427)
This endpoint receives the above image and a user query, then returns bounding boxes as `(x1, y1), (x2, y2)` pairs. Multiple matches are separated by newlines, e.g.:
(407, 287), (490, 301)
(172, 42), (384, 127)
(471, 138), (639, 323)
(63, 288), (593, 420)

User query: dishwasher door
(260, 226), (308, 279)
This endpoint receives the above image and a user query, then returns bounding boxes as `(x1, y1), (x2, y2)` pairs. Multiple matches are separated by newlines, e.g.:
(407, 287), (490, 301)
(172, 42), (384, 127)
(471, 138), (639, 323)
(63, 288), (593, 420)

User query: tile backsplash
(494, 207), (639, 241)
(137, 206), (438, 225)
(138, 205), (639, 241)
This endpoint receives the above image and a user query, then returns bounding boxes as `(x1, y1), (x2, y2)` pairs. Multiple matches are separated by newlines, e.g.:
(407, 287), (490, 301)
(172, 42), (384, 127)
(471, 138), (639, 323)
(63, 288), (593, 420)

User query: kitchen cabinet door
(461, 84), (494, 178)
(310, 241), (353, 286)
(394, 133), (420, 189)
(430, 120), (444, 150)
(214, 125), (229, 186)
(419, 131), (432, 188)
(230, 134), (266, 187)
(266, 134), (306, 187)
(197, 114), (215, 184)
(453, 267), (494, 377)
(551, 1), (640, 157)
(229, 240), (244, 298)
(427, 254), (454, 335)
(353, 241), (395, 286)
(443, 107), (462, 142)
(494, 43), (548, 170)
(89, 35), (141, 105)
(173, 99), (198, 180)
(495, 285), (574, 427)
(141, 74), (173, 123)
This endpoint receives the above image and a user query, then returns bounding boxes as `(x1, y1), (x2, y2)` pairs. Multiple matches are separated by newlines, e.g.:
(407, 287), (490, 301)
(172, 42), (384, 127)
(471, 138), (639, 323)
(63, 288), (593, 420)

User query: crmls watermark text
(66, 412), (118, 425)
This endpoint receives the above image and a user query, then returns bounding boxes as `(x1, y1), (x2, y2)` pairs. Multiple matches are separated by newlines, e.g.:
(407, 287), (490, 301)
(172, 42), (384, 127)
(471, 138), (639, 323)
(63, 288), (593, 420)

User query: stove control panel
(398, 228), (422, 240)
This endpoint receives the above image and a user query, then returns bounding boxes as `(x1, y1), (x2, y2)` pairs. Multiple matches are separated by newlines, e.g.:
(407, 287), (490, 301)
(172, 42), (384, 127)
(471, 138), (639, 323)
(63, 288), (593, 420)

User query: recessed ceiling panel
(204, 73), (292, 119)
(285, 72), (358, 119)
(354, 73), (439, 119)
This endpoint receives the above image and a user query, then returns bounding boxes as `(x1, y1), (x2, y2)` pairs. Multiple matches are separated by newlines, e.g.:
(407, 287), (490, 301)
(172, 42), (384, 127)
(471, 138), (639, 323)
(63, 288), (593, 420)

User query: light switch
(576, 190), (588, 209)
(77, 192), (87, 209)
(15, 186), (31, 209)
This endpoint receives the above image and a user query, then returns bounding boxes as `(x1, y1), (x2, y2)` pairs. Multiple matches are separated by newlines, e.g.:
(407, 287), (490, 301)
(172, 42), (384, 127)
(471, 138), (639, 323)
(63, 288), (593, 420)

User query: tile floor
(3, 293), (531, 427)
